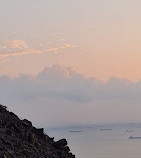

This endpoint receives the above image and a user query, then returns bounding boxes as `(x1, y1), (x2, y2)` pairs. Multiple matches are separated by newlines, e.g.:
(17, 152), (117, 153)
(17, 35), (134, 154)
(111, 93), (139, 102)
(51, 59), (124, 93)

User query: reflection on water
(46, 123), (141, 158)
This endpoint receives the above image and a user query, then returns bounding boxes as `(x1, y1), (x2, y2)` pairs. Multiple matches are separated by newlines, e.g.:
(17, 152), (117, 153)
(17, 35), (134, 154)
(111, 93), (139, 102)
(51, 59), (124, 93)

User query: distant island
(69, 130), (83, 133)
(100, 129), (112, 131)
(0, 104), (75, 158)
(126, 130), (134, 132)
(129, 136), (141, 139)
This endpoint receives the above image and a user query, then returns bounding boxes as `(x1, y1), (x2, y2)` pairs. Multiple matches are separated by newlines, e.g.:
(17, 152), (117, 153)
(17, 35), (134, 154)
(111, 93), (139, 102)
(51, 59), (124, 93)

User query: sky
(0, 0), (141, 127)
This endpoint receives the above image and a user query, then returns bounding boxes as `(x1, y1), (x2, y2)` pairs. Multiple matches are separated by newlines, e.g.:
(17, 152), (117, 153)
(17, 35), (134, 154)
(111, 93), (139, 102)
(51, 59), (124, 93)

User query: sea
(46, 123), (141, 158)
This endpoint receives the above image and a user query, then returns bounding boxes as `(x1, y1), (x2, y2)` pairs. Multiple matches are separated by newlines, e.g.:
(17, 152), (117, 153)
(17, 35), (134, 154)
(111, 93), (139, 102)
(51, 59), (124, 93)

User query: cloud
(0, 40), (28, 53)
(1, 64), (141, 126)
(0, 64), (140, 103)
(44, 47), (59, 54)
(0, 64), (92, 103)
(7, 40), (28, 49)
(0, 40), (75, 58)
(0, 63), (140, 104)
(0, 48), (42, 58)
(60, 43), (75, 49)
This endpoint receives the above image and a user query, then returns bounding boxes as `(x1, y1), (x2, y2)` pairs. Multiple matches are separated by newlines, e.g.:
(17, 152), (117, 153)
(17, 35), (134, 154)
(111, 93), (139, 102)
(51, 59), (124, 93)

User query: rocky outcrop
(0, 105), (75, 158)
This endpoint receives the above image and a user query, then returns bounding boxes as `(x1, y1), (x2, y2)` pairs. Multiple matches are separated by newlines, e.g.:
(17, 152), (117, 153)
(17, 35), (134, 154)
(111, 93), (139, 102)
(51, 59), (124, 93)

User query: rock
(0, 104), (75, 158)
(22, 119), (32, 127)
(53, 139), (68, 149)
(33, 127), (46, 139)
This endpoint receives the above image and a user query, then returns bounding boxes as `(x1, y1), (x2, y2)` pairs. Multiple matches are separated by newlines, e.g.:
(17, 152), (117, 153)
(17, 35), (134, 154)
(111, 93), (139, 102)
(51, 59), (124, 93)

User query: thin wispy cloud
(60, 43), (75, 49)
(7, 40), (28, 49)
(0, 40), (75, 59)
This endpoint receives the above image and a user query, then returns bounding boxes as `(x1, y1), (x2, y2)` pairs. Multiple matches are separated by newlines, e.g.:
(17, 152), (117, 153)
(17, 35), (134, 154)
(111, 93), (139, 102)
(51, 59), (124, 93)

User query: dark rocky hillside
(0, 105), (75, 158)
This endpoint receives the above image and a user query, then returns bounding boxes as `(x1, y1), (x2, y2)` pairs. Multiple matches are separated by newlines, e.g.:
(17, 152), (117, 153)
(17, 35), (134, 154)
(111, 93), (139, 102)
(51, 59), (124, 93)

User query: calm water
(46, 124), (141, 158)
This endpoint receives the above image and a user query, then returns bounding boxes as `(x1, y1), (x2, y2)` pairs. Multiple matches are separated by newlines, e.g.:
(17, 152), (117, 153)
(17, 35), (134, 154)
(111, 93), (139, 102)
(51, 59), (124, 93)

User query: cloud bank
(1, 64), (141, 126)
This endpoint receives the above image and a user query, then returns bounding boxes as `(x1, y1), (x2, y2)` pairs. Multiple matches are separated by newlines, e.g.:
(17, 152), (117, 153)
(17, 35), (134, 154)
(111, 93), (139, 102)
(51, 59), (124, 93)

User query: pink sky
(0, 0), (141, 82)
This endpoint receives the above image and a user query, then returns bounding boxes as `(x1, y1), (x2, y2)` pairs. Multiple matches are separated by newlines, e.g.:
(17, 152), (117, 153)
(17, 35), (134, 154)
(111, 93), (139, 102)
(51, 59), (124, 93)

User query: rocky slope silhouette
(0, 105), (75, 158)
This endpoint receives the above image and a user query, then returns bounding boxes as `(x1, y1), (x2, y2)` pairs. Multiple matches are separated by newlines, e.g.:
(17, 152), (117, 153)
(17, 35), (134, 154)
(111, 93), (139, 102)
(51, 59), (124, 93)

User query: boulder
(54, 139), (68, 149)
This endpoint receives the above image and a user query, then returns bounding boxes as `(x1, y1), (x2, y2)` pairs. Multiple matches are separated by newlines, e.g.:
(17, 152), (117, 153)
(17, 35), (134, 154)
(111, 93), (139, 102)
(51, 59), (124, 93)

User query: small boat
(129, 136), (141, 139)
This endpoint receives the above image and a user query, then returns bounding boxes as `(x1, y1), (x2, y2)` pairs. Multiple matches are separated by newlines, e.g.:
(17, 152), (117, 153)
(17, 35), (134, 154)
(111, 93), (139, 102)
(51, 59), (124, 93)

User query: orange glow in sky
(0, 0), (141, 82)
